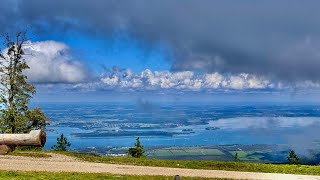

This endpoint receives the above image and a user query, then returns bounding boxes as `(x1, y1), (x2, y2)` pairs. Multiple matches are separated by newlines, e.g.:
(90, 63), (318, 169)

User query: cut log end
(0, 145), (13, 155)
(29, 129), (47, 147)
(39, 130), (46, 147)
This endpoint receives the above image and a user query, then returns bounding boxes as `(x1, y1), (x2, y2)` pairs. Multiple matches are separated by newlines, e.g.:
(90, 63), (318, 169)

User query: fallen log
(0, 130), (46, 147)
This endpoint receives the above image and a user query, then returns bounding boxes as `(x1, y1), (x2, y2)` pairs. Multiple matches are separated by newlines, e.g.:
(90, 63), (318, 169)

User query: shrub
(128, 137), (144, 158)
(51, 133), (71, 151)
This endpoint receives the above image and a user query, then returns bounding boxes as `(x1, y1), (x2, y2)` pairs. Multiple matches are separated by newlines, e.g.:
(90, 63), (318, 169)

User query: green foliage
(0, 32), (48, 133)
(128, 137), (145, 158)
(288, 150), (300, 165)
(25, 108), (48, 132)
(51, 133), (71, 151)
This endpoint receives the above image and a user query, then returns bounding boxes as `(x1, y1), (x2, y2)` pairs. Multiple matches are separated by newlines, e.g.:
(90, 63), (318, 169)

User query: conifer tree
(51, 133), (71, 151)
(128, 137), (145, 158)
(287, 150), (300, 165)
(234, 152), (240, 162)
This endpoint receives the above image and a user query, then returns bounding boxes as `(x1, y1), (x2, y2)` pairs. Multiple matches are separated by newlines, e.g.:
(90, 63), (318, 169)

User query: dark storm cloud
(3, 0), (320, 82)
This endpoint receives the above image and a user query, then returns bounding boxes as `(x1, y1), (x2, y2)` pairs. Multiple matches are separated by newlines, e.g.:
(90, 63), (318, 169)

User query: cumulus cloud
(75, 69), (275, 92)
(23, 41), (89, 83)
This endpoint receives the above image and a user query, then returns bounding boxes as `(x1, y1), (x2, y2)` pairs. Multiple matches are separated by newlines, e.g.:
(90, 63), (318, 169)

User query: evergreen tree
(234, 152), (240, 162)
(0, 32), (48, 133)
(287, 150), (300, 165)
(128, 137), (145, 158)
(51, 133), (71, 151)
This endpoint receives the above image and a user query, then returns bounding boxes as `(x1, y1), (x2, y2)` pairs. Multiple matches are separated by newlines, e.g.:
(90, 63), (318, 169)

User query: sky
(2, 0), (320, 103)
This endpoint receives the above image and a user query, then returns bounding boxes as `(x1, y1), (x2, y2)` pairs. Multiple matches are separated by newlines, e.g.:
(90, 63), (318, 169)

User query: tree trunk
(0, 130), (46, 147)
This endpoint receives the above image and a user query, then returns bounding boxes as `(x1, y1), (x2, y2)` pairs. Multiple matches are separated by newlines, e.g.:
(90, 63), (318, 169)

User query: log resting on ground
(0, 130), (46, 147)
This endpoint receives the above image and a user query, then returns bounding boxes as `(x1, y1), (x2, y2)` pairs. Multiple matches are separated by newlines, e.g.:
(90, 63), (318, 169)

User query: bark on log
(0, 130), (46, 147)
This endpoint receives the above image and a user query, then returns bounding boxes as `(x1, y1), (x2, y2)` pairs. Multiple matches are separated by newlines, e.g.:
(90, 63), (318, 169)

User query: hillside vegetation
(58, 151), (320, 176)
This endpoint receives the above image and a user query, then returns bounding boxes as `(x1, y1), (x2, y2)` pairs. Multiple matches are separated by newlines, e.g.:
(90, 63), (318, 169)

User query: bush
(288, 150), (300, 165)
(128, 137), (144, 158)
(51, 133), (71, 151)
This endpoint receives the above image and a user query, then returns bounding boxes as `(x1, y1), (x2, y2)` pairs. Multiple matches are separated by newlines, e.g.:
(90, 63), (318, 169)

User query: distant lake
(31, 102), (320, 152)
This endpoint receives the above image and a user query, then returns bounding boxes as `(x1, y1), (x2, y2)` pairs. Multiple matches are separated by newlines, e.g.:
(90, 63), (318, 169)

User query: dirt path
(0, 154), (319, 180)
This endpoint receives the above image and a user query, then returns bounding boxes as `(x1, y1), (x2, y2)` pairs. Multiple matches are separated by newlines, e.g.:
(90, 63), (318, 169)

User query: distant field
(230, 151), (266, 161)
(142, 145), (288, 163)
(147, 148), (224, 156)
(76, 144), (292, 163)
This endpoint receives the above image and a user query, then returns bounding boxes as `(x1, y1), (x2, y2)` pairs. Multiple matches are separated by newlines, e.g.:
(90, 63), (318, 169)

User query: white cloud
(94, 69), (274, 91)
(203, 73), (223, 88)
(101, 76), (119, 86)
(49, 68), (320, 93)
(23, 41), (88, 83)
(225, 73), (271, 90)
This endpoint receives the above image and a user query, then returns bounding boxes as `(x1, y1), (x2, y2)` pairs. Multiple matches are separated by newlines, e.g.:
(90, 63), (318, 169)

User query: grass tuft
(9, 151), (51, 158)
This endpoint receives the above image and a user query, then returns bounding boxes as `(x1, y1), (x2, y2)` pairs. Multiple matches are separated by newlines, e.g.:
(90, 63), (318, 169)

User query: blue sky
(2, 0), (320, 103)
(33, 31), (171, 74)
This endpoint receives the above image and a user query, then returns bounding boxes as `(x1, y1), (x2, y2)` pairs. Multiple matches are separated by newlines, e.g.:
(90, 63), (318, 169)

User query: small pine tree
(128, 137), (144, 158)
(287, 150), (300, 165)
(234, 152), (240, 162)
(51, 133), (71, 151)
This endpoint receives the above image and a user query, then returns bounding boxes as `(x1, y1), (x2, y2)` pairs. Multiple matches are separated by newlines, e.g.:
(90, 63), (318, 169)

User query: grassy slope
(60, 152), (320, 176)
(0, 171), (224, 180)
(7, 151), (320, 176)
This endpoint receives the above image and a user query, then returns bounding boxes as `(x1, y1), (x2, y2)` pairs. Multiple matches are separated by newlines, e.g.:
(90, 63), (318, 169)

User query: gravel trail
(0, 154), (319, 180)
